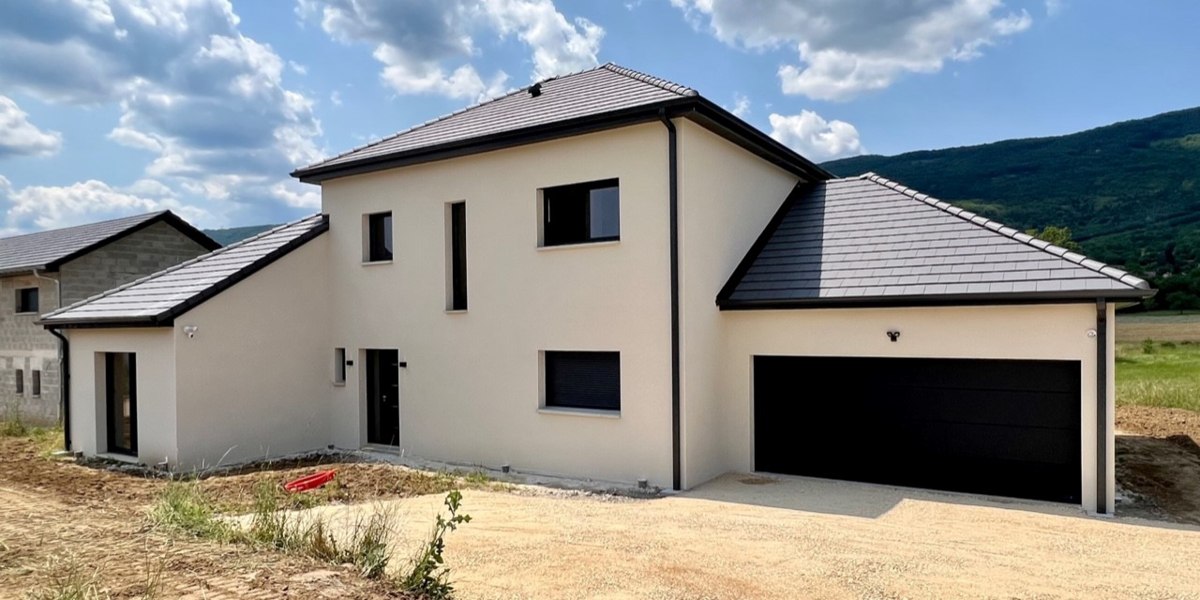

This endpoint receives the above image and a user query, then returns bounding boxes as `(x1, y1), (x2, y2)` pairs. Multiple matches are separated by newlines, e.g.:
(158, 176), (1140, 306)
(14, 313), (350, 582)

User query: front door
(366, 349), (400, 446)
(105, 352), (137, 455)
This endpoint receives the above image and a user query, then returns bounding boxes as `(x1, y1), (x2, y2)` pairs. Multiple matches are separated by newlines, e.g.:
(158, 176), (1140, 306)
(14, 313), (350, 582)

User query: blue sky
(0, 1), (1196, 233)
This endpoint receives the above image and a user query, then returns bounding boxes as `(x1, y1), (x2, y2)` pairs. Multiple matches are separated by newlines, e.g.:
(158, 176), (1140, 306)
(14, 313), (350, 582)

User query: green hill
(824, 107), (1200, 283)
(202, 224), (277, 246)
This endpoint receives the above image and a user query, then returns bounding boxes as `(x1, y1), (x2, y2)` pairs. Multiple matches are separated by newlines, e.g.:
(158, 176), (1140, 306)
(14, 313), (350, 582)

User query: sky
(0, 1), (1197, 233)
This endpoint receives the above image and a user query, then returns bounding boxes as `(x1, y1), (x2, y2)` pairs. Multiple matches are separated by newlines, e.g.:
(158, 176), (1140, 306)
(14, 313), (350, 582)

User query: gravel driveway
(313, 473), (1200, 599)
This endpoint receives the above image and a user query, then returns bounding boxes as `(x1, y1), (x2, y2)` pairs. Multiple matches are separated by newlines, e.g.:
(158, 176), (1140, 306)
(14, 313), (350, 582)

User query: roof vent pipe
(528, 83), (542, 97)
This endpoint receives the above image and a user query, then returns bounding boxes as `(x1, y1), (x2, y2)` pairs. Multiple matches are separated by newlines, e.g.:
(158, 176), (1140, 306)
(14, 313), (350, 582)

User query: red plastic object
(284, 470), (336, 493)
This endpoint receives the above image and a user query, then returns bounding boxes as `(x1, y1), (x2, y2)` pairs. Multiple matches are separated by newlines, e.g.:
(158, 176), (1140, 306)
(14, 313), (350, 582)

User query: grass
(1116, 340), (1200, 412)
(24, 553), (107, 600)
(150, 477), (470, 593)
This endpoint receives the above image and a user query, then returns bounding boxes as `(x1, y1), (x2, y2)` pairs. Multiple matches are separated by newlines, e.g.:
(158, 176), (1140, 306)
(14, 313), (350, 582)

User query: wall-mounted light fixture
(1086, 329), (1098, 338)
(886, 329), (901, 342)
(183, 325), (199, 339)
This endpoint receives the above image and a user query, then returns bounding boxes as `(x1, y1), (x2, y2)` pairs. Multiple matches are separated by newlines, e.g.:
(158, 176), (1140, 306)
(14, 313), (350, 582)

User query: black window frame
(366, 212), (393, 262)
(31, 370), (40, 398)
(15, 369), (23, 395)
(544, 351), (621, 412)
(541, 179), (620, 247)
(16, 287), (38, 314)
(449, 201), (468, 311)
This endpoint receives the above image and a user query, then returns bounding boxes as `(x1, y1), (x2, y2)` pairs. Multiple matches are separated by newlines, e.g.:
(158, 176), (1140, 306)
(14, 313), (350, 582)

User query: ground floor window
(105, 353), (137, 456)
(14, 369), (22, 395)
(544, 351), (620, 411)
(31, 370), (40, 398)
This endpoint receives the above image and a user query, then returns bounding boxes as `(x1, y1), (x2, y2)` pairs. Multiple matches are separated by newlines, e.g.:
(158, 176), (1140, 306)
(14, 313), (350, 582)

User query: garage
(753, 356), (1081, 503)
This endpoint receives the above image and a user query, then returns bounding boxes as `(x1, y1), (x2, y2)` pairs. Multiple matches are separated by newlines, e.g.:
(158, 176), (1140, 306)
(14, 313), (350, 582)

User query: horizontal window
(544, 351), (620, 411)
(541, 179), (619, 247)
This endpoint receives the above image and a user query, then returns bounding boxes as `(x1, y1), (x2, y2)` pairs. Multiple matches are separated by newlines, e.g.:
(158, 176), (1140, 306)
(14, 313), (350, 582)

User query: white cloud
(1045, 0), (1065, 16)
(288, 60), (308, 75)
(0, 96), (62, 158)
(0, 178), (213, 232)
(729, 93), (750, 118)
(672, 0), (1032, 101)
(298, 0), (603, 99)
(0, 0), (324, 226)
(270, 181), (321, 209)
(330, 90), (342, 106)
(768, 111), (864, 162)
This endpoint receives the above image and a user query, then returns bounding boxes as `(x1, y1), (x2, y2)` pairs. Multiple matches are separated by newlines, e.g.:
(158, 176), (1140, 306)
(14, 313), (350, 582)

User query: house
(0, 211), (218, 423)
(41, 64), (1153, 515)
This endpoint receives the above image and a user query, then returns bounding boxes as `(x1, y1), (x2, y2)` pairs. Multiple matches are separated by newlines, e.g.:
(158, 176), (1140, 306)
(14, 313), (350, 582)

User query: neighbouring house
(41, 64), (1153, 515)
(0, 212), (218, 423)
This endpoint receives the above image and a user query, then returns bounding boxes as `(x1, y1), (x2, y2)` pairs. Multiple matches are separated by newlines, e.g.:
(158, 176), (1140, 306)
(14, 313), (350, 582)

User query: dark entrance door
(366, 349), (400, 446)
(105, 352), (137, 455)
(753, 356), (1081, 503)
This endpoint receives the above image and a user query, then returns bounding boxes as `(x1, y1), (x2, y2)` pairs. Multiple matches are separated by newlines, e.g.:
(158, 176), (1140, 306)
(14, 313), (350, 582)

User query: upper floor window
(541, 179), (619, 247)
(365, 212), (393, 262)
(16, 288), (38, 314)
(446, 202), (468, 311)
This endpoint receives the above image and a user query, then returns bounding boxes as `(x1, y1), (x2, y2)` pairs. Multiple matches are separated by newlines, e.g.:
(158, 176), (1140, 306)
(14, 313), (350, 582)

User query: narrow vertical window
(31, 370), (40, 398)
(366, 212), (393, 262)
(448, 201), (468, 311)
(333, 348), (346, 385)
(15, 369), (23, 395)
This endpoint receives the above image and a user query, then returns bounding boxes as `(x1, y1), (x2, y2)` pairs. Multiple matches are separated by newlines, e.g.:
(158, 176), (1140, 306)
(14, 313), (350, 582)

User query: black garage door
(754, 356), (1081, 503)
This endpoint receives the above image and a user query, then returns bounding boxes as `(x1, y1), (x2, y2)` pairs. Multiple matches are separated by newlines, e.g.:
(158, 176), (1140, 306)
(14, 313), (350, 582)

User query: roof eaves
(719, 287), (1154, 311)
(41, 214), (328, 328)
(858, 173), (1153, 292)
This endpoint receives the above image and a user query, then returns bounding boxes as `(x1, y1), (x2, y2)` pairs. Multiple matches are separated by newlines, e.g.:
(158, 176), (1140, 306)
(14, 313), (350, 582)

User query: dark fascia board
(41, 216), (329, 330)
(292, 98), (833, 184)
(717, 287), (1156, 311)
(44, 210), (222, 272)
(715, 182), (814, 304)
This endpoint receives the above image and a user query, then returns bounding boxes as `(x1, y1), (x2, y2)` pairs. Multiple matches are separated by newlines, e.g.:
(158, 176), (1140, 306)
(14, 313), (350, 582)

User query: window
(333, 348), (346, 385)
(14, 369), (23, 395)
(366, 212), (393, 262)
(31, 370), (40, 398)
(544, 351), (620, 411)
(541, 179), (619, 246)
(16, 288), (38, 313)
(447, 202), (467, 311)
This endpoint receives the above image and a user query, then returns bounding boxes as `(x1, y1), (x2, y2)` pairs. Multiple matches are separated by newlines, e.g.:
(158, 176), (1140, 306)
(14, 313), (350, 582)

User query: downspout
(660, 108), (681, 491)
(33, 269), (70, 451)
(1095, 298), (1108, 514)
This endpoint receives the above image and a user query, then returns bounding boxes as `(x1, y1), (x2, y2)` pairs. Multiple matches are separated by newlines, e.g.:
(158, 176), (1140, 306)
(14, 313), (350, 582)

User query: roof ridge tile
(600, 63), (698, 97)
(859, 173), (1150, 291)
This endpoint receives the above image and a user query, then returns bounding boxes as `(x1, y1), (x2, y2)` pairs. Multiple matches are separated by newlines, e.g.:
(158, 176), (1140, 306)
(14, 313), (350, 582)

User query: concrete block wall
(0, 273), (61, 424)
(59, 221), (214, 305)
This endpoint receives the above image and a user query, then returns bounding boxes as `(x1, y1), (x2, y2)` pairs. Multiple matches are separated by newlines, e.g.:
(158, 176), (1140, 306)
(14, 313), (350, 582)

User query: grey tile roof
(297, 63), (698, 176)
(0, 211), (215, 276)
(719, 174), (1153, 308)
(41, 214), (328, 327)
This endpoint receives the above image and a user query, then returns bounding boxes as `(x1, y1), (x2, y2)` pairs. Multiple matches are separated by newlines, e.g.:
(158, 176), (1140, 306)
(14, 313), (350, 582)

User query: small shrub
(1161, 340), (1178, 349)
(1, 403), (29, 438)
(1141, 339), (1156, 354)
(398, 490), (472, 599)
(25, 553), (107, 600)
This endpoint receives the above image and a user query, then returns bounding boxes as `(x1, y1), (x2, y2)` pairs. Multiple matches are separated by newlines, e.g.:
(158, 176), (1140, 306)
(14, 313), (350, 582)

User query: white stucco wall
(675, 119), (803, 488)
(65, 327), (177, 465)
(719, 302), (1114, 513)
(172, 235), (331, 469)
(322, 124), (675, 486)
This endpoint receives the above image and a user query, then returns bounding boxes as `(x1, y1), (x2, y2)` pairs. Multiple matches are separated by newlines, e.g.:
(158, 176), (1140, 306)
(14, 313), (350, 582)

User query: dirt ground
(1116, 405), (1200, 524)
(2, 403), (1200, 599)
(1116, 312), (1200, 342)
(0, 434), (426, 599)
(314, 475), (1200, 600)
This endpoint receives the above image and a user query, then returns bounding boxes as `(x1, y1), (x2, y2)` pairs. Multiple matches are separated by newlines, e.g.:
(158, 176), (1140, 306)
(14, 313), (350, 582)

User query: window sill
(537, 240), (620, 252)
(97, 452), (139, 464)
(537, 407), (620, 419)
(332, 381), (346, 388)
(444, 309), (468, 315)
(361, 260), (393, 267)
(14, 312), (38, 316)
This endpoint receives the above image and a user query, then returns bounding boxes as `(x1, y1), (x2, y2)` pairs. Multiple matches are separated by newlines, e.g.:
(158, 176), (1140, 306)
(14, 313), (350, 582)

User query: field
(1116, 312), (1200, 412)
